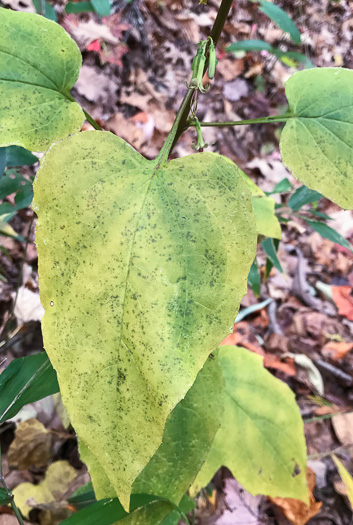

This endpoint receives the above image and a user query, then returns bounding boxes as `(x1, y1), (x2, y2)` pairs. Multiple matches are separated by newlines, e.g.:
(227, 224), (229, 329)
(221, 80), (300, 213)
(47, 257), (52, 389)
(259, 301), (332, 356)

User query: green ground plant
(0, 1), (353, 523)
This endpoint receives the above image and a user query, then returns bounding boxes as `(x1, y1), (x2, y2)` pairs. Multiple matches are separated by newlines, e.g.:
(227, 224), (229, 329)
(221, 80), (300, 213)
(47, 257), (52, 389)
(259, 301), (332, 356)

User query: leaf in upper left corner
(0, 8), (84, 151)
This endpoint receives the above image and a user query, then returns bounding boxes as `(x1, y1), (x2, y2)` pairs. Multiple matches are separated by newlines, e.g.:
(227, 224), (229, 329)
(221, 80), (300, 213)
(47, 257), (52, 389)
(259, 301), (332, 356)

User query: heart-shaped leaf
(33, 130), (257, 509)
(0, 8), (84, 151)
(280, 68), (353, 209)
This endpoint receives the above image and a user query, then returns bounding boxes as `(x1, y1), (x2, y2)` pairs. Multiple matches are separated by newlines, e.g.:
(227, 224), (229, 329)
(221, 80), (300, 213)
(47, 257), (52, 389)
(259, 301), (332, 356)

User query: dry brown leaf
(8, 419), (52, 470)
(270, 468), (322, 525)
(321, 341), (353, 361)
(332, 286), (353, 321)
(332, 412), (353, 446)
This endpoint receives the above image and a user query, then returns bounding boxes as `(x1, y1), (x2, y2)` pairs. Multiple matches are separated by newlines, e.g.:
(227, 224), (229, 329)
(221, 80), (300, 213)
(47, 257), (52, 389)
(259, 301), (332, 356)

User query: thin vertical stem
(169, 0), (235, 154)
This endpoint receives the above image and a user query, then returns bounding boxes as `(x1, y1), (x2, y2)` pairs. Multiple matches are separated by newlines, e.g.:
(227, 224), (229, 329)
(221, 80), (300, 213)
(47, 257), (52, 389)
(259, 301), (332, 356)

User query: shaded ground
(1, 0), (353, 523)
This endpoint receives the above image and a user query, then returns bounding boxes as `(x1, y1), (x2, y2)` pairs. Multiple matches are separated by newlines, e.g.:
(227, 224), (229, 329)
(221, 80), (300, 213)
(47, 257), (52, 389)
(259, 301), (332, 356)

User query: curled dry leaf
(269, 468), (322, 525)
(8, 418), (52, 470)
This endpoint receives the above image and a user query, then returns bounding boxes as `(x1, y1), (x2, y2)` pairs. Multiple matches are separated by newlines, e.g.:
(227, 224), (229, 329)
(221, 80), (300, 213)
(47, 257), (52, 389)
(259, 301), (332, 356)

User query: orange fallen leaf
(220, 322), (264, 356)
(263, 354), (296, 376)
(321, 341), (353, 360)
(269, 468), (322, 525)
(332, 286), (353, 321)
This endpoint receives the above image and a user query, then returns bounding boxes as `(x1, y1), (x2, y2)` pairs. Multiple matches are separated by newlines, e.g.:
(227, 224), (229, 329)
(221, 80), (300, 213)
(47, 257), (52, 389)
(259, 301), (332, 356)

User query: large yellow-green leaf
(191, 346), (309, 503)
(80, 353), (224, 524)
(280, 68), (353, 209)
(0, 8), (84, 151)
(33, 130), (257, 510)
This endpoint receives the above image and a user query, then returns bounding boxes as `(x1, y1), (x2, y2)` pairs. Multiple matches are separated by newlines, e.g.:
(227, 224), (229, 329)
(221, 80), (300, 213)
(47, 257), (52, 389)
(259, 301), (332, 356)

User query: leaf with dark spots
(33, 130), (257, 510)
(0, 8), (84, 151)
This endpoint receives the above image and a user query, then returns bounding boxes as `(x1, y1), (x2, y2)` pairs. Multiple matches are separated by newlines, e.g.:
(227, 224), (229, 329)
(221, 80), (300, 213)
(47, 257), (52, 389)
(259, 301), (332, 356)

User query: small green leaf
(304, 219), (353, 253)
(280, 68), (353, 209)
(33, 131), (257, 510)
(65, 1), (95, 13)
(90, 0), (111, 17)
(258, 1), (301, 45)
(1, 146), (38, 167)
(227, 40), (273, 53)
(227, 40), (311, 67)
(191, 346), (309, 503)
(248, 258), (261, 297)
(267, 178), (292, 194)
(32, 0), (58, 21)
(0, 487), (13, 505)
(0, 352), (59, 423)
(288, 185), (322, 211)
(0, 8), (84, 151)
(261, 237), (283, 273)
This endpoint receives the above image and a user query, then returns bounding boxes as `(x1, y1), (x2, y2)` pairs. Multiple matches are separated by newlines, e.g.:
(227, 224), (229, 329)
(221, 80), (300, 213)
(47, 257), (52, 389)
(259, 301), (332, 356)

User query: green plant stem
(155, 86), (196, 167)
(66, 93), (102, 131)
(209, 0), (234, 46)
(0, 445), (25, 525)
(169, 0), (234, 154)
(83, 109), (102, 131)
(187, 113), (292, 129)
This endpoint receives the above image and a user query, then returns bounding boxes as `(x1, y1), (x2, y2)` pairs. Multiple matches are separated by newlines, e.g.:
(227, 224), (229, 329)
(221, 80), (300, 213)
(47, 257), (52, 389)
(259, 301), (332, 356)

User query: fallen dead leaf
(269, 468), (322, 525)
(13, 461), (78, 519)
(220, 322), (265, 356)
(332, 286), (353, 321)
(332, 412), (353, 446)
(8, 419), (52, 470)
(321, 341), (353, 361)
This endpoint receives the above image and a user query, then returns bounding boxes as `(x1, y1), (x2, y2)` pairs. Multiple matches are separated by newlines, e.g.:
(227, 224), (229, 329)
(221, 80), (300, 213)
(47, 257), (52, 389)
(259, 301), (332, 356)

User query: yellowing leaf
(332, 455), (353, 509)
(13, 460), (77, 518)
(252, 196), (282, 239)
(191, 346), (309, 503)
(79, 352), (223, 523)
(280, 68), (353, 210)
(33, 130), (257, 510)
(237, 168), (281, 239)
(0, 8), (84, 151)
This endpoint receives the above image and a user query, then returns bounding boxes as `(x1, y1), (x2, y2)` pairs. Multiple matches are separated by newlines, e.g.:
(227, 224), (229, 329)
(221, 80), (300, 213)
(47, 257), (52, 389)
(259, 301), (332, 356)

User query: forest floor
(1, 0), (353, 524)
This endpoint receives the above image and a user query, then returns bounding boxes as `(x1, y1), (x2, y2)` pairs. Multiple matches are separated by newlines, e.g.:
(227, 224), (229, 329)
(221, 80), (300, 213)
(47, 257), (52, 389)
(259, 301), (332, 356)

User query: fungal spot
(292, 462), (301, 477)
(50, 301), (54, 307)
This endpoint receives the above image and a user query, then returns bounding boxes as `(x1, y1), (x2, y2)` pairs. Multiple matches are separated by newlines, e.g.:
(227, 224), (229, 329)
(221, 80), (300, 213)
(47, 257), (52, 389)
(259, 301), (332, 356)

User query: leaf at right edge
(332, 455), (353, 509)
(280, 68), (353, 210)
(0, 352), (59, 423)
(190, 346), (309, 504)
(0, 8), (84, 152)
(304, 219), (353, 253)
(33, 130), (257, 510)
